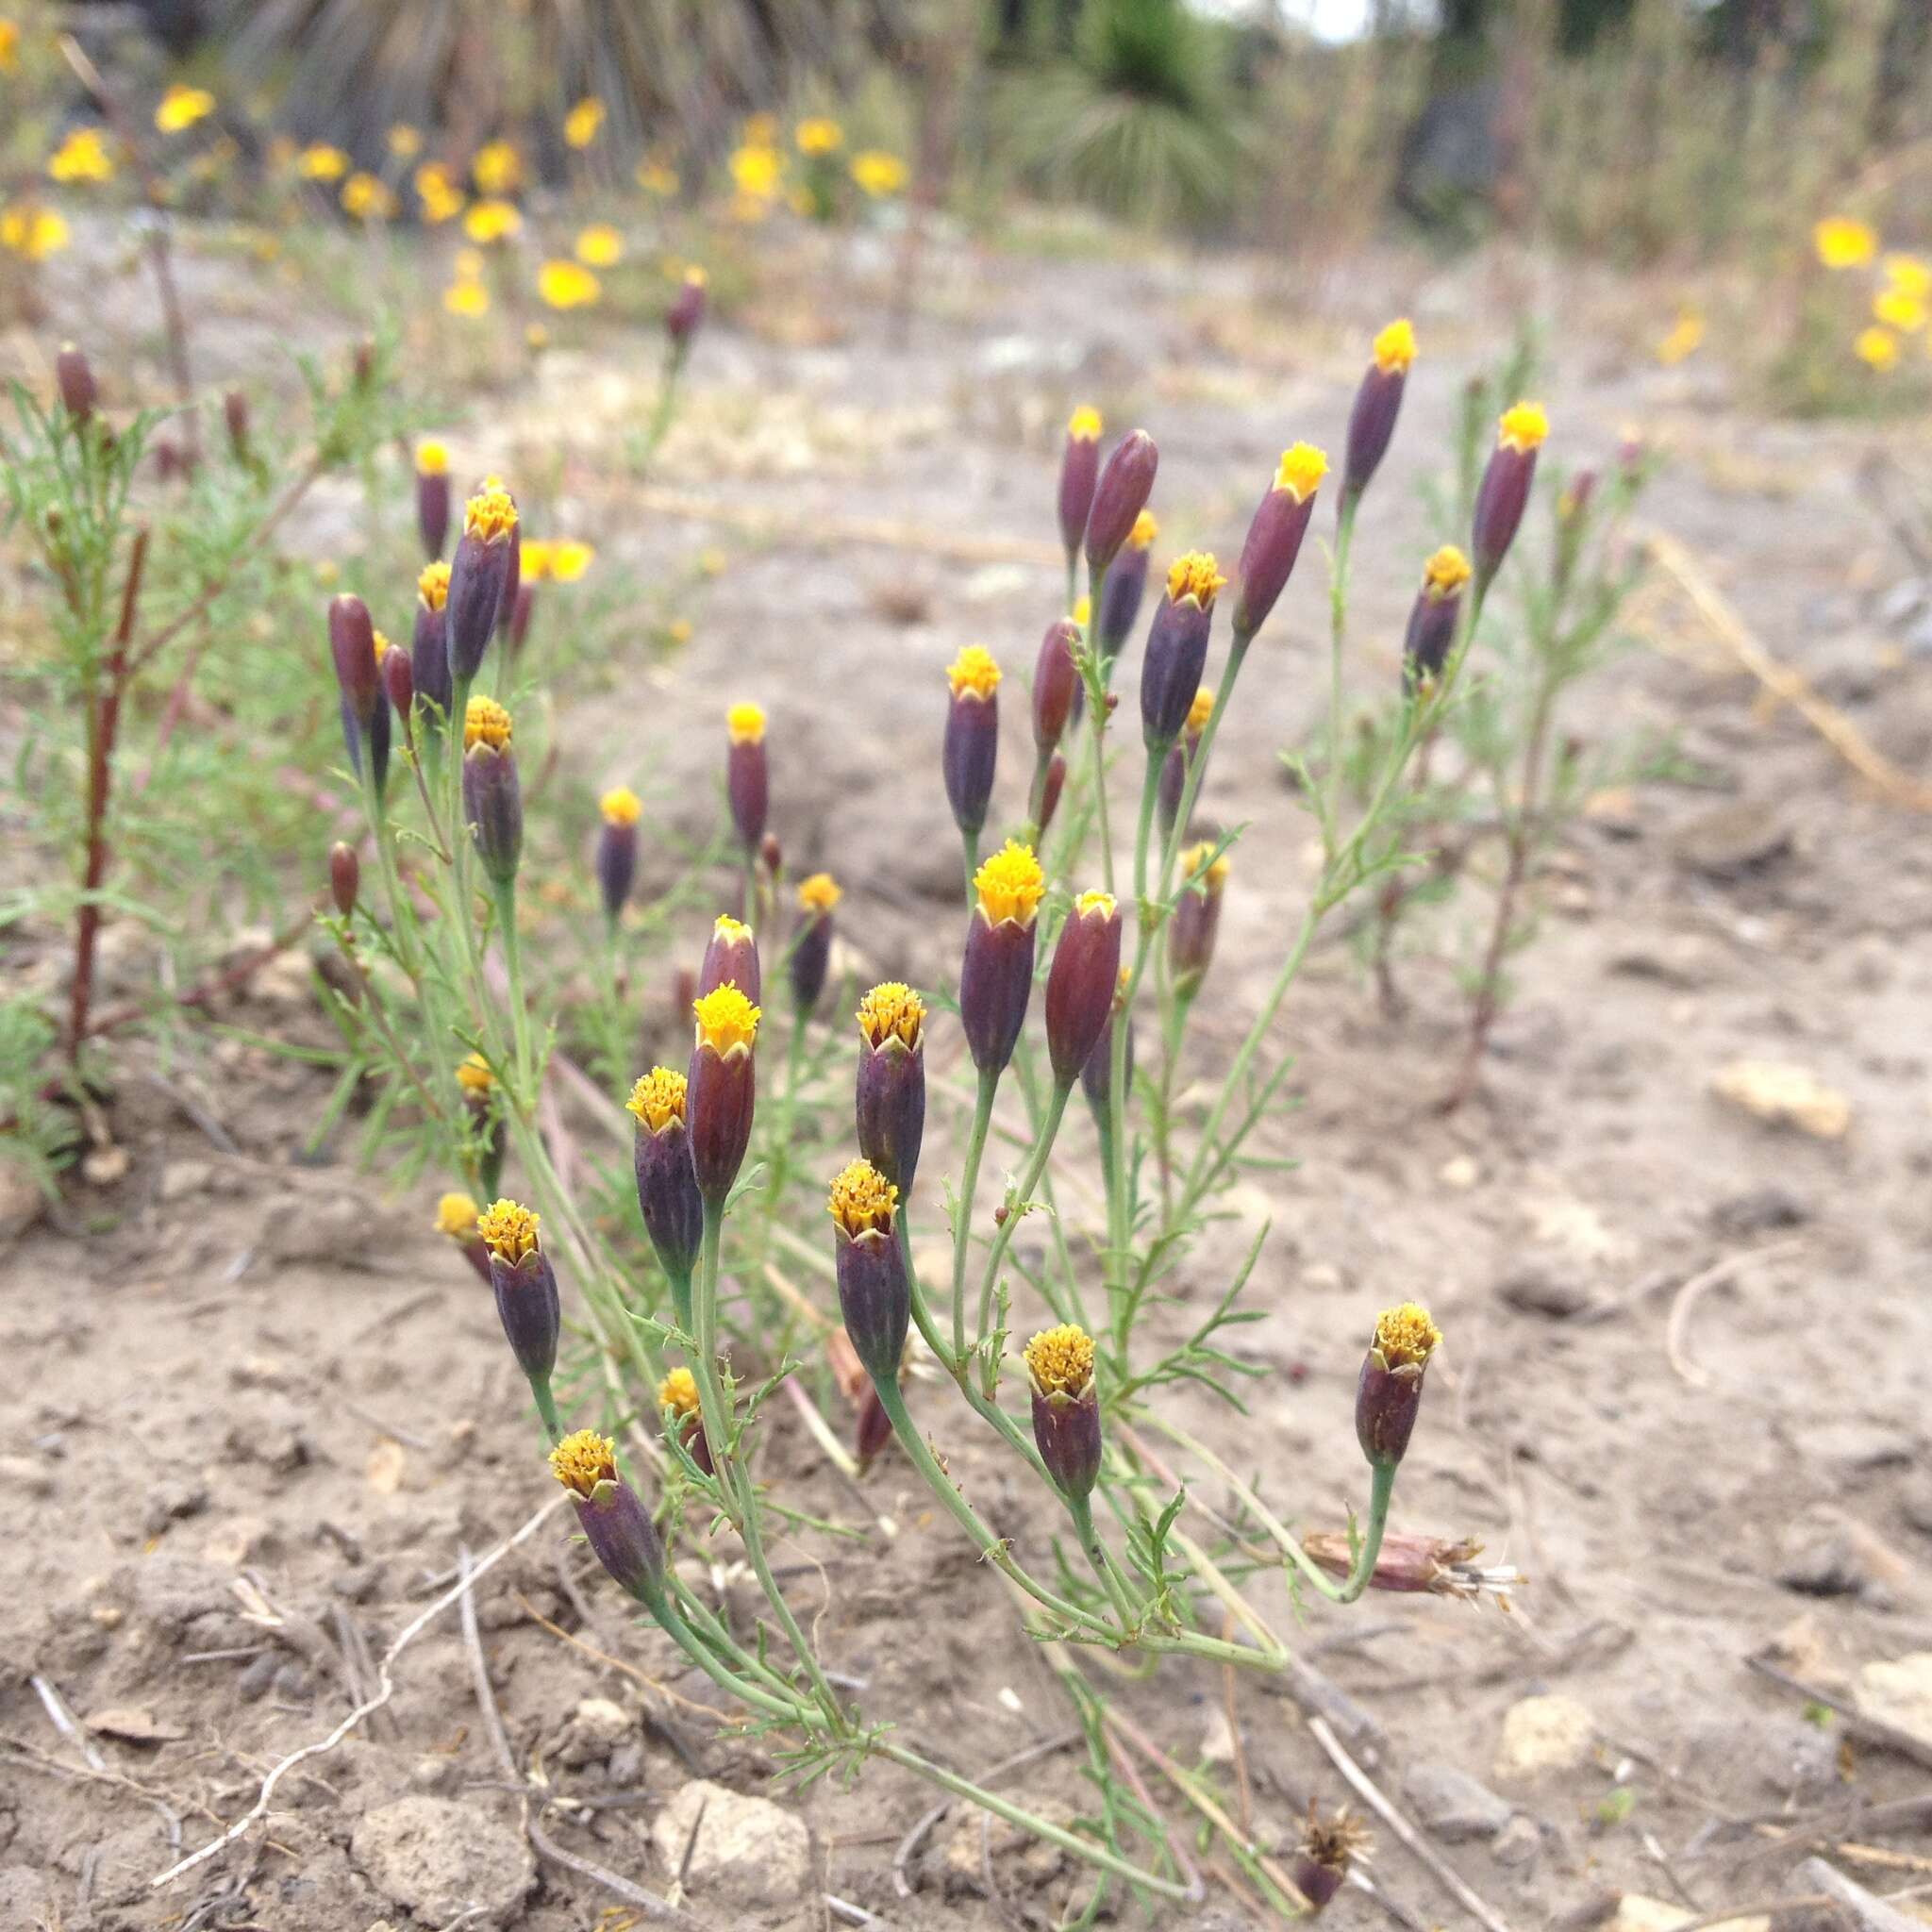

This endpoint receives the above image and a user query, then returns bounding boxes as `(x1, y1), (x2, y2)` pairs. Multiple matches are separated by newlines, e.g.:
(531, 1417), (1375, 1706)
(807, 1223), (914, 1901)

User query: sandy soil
(6, 219), (1932, 1932)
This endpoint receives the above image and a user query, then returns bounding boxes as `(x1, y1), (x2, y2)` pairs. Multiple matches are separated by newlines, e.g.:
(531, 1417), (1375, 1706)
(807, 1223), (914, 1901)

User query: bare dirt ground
(6, 219), (1932, 1931)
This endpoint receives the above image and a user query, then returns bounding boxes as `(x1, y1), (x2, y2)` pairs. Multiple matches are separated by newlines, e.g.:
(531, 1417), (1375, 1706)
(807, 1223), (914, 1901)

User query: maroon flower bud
(1355, 1303), (1441, 1469)
(1038, 753), (1067, 837)
(328, 594), (380, 729)
(411, 561), (453, 727)
(1340, 320), (1415, 508)
(329, 841), (359, 918)
(478, 1200), (560, 1390)
(1232, 443), (1326, 641)
(1095, 510), (1157, 661)
(791, 874), (840, 1015)
(352, 338), (376, 390)
(1079, 970), (1133, 1124)
(416, 442), (452, 559)
(56, 343), (96, 425)
(760, 832), (782, 879)
(658, 1369), (713, 1474)
(1157, 686), (1214, 836)
(551, 1432), (667, 1603)
(596, 788), (640, 924)
(446, 482), (518, 682)
(942, 646), (1001, 840)
(382, 640), (415, 746)
(855, 983), (926, 1196)
(828, 1160), (908, 1387)
(1044, 891), (1123, 1086)
(1401, 548), (1473, 695)
(460, 699), (522, 886)
(1083, 429), (1158, 580)
(687, 985), (759, 1202)
(1140, 555), (1224, 752)
(1472, 403), (1549, 588)
(666, 267), (708, 347)
(1058, 406), (1103, 562)
(856, 1386), (892, 1471)
(697, 914), (760, 1005)
(724, 703), (768, 855)
(627, 1069), (705, 1300)
(958, 841), (1043, 1077)
(507, 580), (536, 657)
(1024, 1324), (1101, 1503)
(1170, 844), (1227, 998)
(1032, 619), (1081, 757)
(224, 389), (251, 465)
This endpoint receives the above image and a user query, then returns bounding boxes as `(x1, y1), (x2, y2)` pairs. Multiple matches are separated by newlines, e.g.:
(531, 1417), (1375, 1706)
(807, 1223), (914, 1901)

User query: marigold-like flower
(1497, 401), (1549, 452)
(295, 142), (347, 182)
(564, 97), (606, 148)
(464, 197), (522, 243)
(1072, 594), (1091, 625)
(464, 483), (518, 545)
(1068, 404), (1103, 441)
(1814, 215), (1877, 270)
(1884, 253), (1932, 299)
(539, 259), (601, 309)
(472, 139), (522, 195)
(49, 126), (115, 183)
(658, 1367), (703, 1431)
(477, 1197), (541, 1262)
(796, 116), (843, 155)
(156, 85), (215, 134)
(1656, 310), (1704, 365)
(1181, 841), (1230, 891)
(850, 149), (907, 196)
(1275, 441), (1328, 503)
(1024, 1322), (1095, 1397)
(1, 208), (71, 261)
(464, 695), (512, 751)
(1186, 687), (1215, 734)
(1165, 551), (1226, 608)
(597, 786), (641, 828)
(857, 982), (925, 1051)
(1423, 545), (1473, 597)
(1874, 288), (1927, 333)
(418, 561), (451, 611)
(575, 224), (622, 267)
(974, 840), (1045, 926)
(435, 1191), (480, 1239)
(798, 872), (841, 912)
(626, 1066), (688, 1132)
(947, 644), (1001, 697)
(693, 983), (760, 1055)
(550, 1428), (619, 1498)
(730, 142), (783, 197)
(828, 1158), (898, 1238)
(456, 1052), (495, 1096)
(444, 279), (490, 318)
(341, 173), (396, 220)
(1024, 1322), (1102, 1498)
(1855, 325), (1900, 370)
(726, 701), (766, 744)
(1374, 1301), (1441, 1367)
(1373, 317), (1416, 375)
(550, 541), (593, 581)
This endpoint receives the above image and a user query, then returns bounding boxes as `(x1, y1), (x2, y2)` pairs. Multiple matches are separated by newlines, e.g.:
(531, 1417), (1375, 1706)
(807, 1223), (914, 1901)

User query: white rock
(351, 1794), (532, 1924)
(1857, 1653), (1932, 1751)
(1494, 1693), (1596, 1780)
(649, 1778), (811, 1907)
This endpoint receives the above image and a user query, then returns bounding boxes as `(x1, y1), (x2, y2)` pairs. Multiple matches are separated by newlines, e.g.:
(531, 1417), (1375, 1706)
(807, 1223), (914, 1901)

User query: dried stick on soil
(1745, 1657), (1932, 1776)
(1307, 1716), (1517, 1932)
(1665, 1241), (1803, 1389)
(890, 1732), (1082, 1899)
(1643, 531), (1932, 813)
(148, 1494), (566, 1891)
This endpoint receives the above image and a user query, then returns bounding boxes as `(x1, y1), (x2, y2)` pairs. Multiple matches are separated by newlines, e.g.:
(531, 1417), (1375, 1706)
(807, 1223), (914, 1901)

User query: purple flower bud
(1095, 521), (1155, 661)
(488, 1241), (560, 1388)
(56, 343), (96, 425)
(959, 842), (1044, 1077)
(791, 874), (840, 1014)
(416, 450), (451, 560)
(328, 594), (380, 729)
(551, 1432), (667, 1602)
(445, 484), (518, 683)
(1472, 404), (1549, 587)
(1058, 407), (1103, 560)
(329, 841), (359, 918)
(1079, 976), (1133, 1124)
(1401, 547), (1473, 694)
(697, 915), (760, 1005)
(1038, 753), (1067, 838)
(508, 581), (536, 658)
(1140, 556), (1223, 752)
(667, 268), (708, 347)
(1024, 1324), (1101, 1503)
(1354, 1304), (1441, 1469)
(828, 1161), (908, 1386)
(687, 986), (760, 1202)
(1170, 844), (1227, 997)
(855, 983), (926, 1196)
(224, 389), (251, 465)
(1044, 891), (1123, 1086)
(942, 647), (1001, 839)
(382, 643), (414, 747)
(461, 701), (523, 885)
(856, 1387), (892, 1471)
(597, 821), (638, 925)
(366, 683), (392, 800)
(1232, 444), (1326, 641)
(1340, 321), (1415, 507)
(1083, 430), (1158, 580)
(411, 563), (454, 727)
(1032, 619), (1080, 757)
(724, 704), (768, 855)
(627, 1070), (704, 1293)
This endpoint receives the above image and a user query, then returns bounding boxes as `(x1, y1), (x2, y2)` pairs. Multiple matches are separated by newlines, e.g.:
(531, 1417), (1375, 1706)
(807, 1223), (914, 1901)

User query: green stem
(960, 824), (979, 909)
(1324, 499), (1358, 854)
(491, 875), (534, 1101)
(974, 1077), (1073, 1369)
(950, 1064), (1000, 1363)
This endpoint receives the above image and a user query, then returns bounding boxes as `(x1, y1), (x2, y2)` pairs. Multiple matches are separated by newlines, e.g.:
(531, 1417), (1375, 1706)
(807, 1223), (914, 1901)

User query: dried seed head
(692, 983), (760, 1055)
(477, 1198), (541, 1262)
(857, 981), (925, 1052)
(625, 1067), (688, 1132)
(827, 1158), (898, 1239)
(550, 1428), (618, 1498)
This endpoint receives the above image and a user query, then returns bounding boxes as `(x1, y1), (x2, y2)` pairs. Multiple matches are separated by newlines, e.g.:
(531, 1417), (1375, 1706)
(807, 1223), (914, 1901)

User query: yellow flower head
(1181, 841), (1230, 893)
(157, 85), (216, 135)
(1856, 325), (1900, 371)
(796, 116), (843, 156)
(550, 541), (594, 582)
(539, 259), (601, 309)
(49, 126), (116, 184)
(416, 439), (450, 477)
(341, 173), (396, 220)
(444, 279), (490, 319)
(295, 142), (347, 182)
(1024, 1323), (1095, 1399)
(658, 1366), (702, 1421)
(1072, 593), (1091, 627)
(463, 482), (518, 544)
(2, 208), (70, 261)
(1074, 890), (1118, 925)
(1656, 310), (1704, 366)
(1883, 253), (1932, 299)
(681, 264), (709, 291)
(464, 695), (513, 751)
(575, 224), (622, 268)
(1814, 215), (1877, 271)
(730, 143), (783, 198)
(1274, 441), (1328, 503)
(388, 124), (423, 158)
(472, 139), (522, 195)
(1186, 687), (1215, 734)
(1423, 545), (1473, 598)
(1166, 551), (1227, 608)
(712, 912), (753, 945)
(974, 840), (1045, 927)
(827, 1158), (897, 1239)
(477, 1197), (541, 1262)
(564, 97), (606, 149)
(456, 1054), (495, 1100)
(1068, 405), (1103, 441)
(1874, 287), (1927, 333)
(693, 984), (761, 1056)
(626, 1066), (689, 1133)
(464, 198), (522, 244)
(435, 1191), (480, 1240)
(372, 631), (392, 665)
(798, 872), (841, 914)
(947, 644), (1001, 699)
(550, 1428), (618, 1498)
(726, 701), (766, 745)
(1497, 401), (1549, 453)
(1373, 317), (1417, 375)
(850, 149), (907, 197)
(0, 21), (19, 72)
(520, 540), (554, 584)
(1373, 1301), (1441, 1368)
(600, 786), (641, 827)
(1127, 509), (1158, 551)
(418, 559), (451, 611)
(857, 982), (924, 1052)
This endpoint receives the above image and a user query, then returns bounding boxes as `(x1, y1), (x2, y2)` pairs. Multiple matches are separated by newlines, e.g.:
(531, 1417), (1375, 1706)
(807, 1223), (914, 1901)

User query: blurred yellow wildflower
(538, 259), (601, 309)
(796, 116), (843, 155)
(1874, 288), (1927, 333)
(637, 158), (679, 196)
(472, 140), (522, 195)
(296, 142), (349, 183)
(454, 247), (485, 279)
(387, 124), (422, 158)
(1656, 310), (1704, 366)
(1883, 253), (1932, 299)
(0, 20), (19, 72)
(730, 143), (782, 198)
(156, 85), (215, 134)
(444, 278), (490, 319)
(564, 97), (606, 149)
(341, 173), (395, 220)
(414, 162), (464, 224)
(550, 541), (594, 581)
(464, 198), (522, 244)
(575, 224), (622, 267)
(1815, 216), (1877, 270)
(743, 112), (779, 146)
(1855, 325), (1900, 370)
(851, 149), (908, 197)
(1, 206), (68, 259)
(1497, 401), (1549, 451)
(49, 126), (115, 183)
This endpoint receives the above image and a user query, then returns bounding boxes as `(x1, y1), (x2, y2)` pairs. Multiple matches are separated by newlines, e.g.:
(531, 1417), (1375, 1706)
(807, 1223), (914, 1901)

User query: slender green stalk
(961, 825), (979, 908)
(949, 1065), (1000, 1362)
(491, 877), (534, 1100)
(1324, 498), (1358, 851)
(974, 1077), (1073, 1369)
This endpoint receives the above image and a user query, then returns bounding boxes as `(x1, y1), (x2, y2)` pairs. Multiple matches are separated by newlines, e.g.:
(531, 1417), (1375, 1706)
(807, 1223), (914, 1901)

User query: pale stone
(649, 1778), (811, 1907)
(1494, 1693), (1596, 1779)
(1710, 1060), (1852, 1139)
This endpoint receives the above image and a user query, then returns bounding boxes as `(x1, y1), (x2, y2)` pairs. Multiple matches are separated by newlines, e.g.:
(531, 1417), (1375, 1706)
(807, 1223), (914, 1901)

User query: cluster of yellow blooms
(1814, 216), (1932, 374)
(727, 113), (908, 223)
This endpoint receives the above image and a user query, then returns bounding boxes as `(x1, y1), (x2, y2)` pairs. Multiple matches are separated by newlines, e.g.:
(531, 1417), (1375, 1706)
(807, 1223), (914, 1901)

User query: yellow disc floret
(692, 984), (761, 1056)
(456, 1052), (495, 1095)
(1166, 551), (1227, 609)
(550, 1428), (618, 1498)
(600, 786), (641, 827)
(1068, 405), (1103, 441)
(418, 559), (451, 611)
(1074, 889), (1118, 920)
(1373, 1301), (1441, 1368)
(1127, 509), (1158, 551)
(1372, 317), (1417, 375)
(827, 1158), (898, 1238)
(1181, 841), (1230, 893)
(435, 1191), (480, 1240)
(1497, 402), (1549, 453)
(798, 872), (841, 913)
(974, 840), (1045, 927)
(726, 701), (766, 745)
(464, 695), (513, 751)
(1274, 441), (1329, 504)
(658, 1367), (702, 1421)
(711, 913), (754, 946)
(1423, 545), (1473, 598)
(857, 981), (925, 1051)
(625, 1067), (688, 1133)
(947, 644), (1002, 699)
(416, 439), (450, 475)
(1186, 687), (1215, 735)
(1072, 594), (1091, 627)
(463, 481), (518, 543)
(477, 1197), (541, 1262)
(1024, 1323), (1095, 1399)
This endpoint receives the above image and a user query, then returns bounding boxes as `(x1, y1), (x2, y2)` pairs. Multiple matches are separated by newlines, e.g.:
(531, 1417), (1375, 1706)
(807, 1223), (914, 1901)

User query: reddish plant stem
(68, 528), (150, 1062)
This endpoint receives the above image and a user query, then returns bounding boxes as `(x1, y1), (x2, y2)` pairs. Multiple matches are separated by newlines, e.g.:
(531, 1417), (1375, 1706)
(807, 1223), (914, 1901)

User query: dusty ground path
(5, 223), (1932, 1931)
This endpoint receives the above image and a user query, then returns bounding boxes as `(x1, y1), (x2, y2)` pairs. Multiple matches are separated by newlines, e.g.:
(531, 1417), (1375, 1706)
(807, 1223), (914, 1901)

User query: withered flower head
(550, 1428), (619, 1499)
(477, 1197), (541, 1262)
(464, 695), (512, 751)
(1293, 1804), (1373, 1911)
(858, 981), (925, 1051)
(828, 1158), (898, 1239)
(692, 983), (760, 1056)
(625, 1066), (688, 1132)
